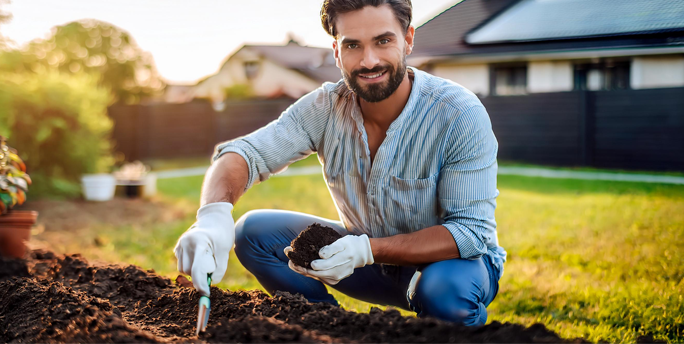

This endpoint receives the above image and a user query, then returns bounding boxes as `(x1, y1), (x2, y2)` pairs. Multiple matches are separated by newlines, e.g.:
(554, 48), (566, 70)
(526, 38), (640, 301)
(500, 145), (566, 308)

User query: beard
(342, 55), (407, 103)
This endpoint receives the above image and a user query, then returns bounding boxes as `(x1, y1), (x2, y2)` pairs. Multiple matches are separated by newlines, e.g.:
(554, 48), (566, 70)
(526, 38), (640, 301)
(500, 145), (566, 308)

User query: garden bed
(0, 250), (583, 343)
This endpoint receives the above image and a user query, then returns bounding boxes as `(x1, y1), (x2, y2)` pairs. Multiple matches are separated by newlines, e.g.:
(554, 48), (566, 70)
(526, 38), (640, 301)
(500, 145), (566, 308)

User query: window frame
(573, 59), (631, 91)
(489, 62), (528, 96)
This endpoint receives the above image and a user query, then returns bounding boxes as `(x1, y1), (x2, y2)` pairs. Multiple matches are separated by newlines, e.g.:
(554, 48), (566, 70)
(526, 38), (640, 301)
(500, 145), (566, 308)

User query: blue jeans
(233, 209), (501, 326)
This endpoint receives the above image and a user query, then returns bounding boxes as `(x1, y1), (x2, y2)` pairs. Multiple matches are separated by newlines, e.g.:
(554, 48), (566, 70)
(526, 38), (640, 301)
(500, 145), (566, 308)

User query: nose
(360, 46), (380, 70)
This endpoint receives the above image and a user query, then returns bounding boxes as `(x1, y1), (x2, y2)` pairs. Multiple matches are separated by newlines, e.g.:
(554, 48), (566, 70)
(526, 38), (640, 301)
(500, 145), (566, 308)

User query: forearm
(369, 225), (460, 265)
(200, 152), (249, 206)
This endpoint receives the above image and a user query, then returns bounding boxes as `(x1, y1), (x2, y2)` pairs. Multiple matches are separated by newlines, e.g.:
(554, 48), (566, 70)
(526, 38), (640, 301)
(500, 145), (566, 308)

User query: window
(244, 61), (260, 80)
(574, 61), (630, 91)
(491, 64), (527, 95)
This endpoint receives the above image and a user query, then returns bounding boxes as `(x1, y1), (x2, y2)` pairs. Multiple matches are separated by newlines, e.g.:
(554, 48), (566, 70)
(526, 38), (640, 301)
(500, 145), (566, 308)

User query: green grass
(142, 156), (212, 171)
(58, 160), (684, 343)
(491, 175), (683, 343)
(498, 160), (684, 177)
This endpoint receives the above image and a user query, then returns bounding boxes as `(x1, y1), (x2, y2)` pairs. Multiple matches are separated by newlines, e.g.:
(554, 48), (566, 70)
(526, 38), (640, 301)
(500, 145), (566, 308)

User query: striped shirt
(213, 67), (506, 275)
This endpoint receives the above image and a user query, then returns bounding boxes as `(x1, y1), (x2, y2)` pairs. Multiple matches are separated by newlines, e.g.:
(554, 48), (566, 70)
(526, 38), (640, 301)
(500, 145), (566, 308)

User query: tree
(0, 0), (12, 49)
(7, 20), (165, 104)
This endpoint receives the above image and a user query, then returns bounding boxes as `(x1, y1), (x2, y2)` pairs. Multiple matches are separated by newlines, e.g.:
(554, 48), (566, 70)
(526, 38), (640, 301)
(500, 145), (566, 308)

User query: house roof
(466, 0), (684, 44)
(244, 41), (341, 83)
(412, 0), (520, 56)
(411, 0), (684, 59)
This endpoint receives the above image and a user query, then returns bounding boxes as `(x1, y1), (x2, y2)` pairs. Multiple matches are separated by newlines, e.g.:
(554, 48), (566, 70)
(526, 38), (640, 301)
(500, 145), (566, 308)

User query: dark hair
(320, 0), (413, 38)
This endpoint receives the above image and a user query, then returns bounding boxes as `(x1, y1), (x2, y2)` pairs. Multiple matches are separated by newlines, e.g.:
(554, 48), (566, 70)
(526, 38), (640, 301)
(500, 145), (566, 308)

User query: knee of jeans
(415, 267), (486, 325)
(234, 209), (270, 261)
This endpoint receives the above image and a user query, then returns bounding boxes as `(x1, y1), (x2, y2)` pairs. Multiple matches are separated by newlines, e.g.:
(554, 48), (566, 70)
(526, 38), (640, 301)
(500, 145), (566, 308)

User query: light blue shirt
(213, 67), (506, 274)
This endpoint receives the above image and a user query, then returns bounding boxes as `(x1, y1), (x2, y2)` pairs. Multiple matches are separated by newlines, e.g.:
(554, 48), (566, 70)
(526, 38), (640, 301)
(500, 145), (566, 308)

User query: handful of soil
(287, 223), (342, 269)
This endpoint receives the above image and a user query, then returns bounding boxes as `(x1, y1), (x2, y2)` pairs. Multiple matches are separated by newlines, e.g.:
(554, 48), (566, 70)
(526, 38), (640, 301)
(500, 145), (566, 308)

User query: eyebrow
(340, 31), (397, 45)
(373, 31), (397, 41)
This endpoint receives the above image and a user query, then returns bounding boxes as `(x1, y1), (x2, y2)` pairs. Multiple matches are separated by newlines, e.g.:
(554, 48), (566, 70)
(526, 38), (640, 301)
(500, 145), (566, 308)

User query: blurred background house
(410, 0), (684, 96)
(164, 38), (341, 111)
(409, 0), (684, 171)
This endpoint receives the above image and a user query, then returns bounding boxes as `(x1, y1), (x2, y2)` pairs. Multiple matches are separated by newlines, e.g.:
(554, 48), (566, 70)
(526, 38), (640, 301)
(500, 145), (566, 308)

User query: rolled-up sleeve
(212, 86), (332, 191)
(439, 105), (499, 260)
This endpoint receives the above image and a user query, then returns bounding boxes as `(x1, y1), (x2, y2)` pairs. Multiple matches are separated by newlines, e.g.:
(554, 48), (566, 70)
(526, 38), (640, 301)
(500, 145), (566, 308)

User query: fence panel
(592, 88), (684, 171)
(109, 104), (142, 161)
(109, 89), (684, 171)
(108, 99), (294, 161)
(144, 102), (216, 159)
(481, 92), (583, 166)
(216, 99), (294, 143)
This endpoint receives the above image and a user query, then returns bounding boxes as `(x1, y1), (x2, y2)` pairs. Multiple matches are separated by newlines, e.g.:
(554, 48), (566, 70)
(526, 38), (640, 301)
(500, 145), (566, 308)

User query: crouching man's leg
(409, 255), (500, 326)
(233, 209), (345, 305)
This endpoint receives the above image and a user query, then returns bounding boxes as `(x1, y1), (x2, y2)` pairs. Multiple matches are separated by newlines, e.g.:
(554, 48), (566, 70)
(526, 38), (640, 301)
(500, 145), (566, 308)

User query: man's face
(332, 5), (414, 103)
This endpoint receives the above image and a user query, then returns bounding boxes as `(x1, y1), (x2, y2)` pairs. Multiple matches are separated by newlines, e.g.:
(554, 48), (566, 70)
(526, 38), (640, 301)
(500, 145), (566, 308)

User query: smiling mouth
(358, 70), (387, 80)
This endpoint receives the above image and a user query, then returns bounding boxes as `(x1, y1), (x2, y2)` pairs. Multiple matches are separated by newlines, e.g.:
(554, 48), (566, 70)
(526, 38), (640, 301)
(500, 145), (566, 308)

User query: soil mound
(0, 251), (584, 343)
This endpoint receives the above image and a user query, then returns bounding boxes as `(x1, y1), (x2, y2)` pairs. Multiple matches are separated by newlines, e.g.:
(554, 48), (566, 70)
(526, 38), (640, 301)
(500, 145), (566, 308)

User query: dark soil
(0, 250), (586, 343)
(287, 223), (342, 269)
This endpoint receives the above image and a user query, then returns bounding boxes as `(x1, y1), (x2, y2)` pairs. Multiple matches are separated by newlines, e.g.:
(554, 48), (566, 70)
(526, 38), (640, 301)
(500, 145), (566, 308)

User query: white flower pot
(81, 174), (116, 201)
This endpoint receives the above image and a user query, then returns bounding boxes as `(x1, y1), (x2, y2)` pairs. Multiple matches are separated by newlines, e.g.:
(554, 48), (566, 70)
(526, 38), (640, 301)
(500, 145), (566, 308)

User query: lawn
(31, 155), (684, 343)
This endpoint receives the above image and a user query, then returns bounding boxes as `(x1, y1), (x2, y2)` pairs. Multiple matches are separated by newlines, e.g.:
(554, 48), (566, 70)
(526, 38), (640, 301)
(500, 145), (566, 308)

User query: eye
(346, 43), (358, 49)
(379, 38), (391, 45)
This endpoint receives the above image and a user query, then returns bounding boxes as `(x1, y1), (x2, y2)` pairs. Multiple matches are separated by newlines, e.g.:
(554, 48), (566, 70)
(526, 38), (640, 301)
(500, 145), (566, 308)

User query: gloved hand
(285, 234), (374, 285)
(174, 202), (234, 296)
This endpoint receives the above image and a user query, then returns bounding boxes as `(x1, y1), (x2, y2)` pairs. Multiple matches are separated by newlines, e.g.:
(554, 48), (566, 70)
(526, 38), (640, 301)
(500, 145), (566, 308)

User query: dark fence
(108, 99), (294, 161)
(592, 88), (684, 170)
(482, 92), (584, 166)
(481, 87), (684, 171)
(109, 88), (684, 171)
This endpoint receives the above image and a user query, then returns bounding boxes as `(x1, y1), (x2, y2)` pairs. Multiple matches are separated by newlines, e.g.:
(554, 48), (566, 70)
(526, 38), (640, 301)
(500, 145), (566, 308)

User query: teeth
(360, 72), (384, 78)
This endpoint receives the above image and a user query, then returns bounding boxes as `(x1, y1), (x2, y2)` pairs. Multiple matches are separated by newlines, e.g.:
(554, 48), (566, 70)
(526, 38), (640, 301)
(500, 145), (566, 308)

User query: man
(174, 0), (506, 326)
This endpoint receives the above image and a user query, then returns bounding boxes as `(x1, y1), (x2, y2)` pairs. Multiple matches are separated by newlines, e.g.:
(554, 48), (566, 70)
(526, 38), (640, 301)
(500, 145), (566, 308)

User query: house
(409, 0), (684, 171)
(410, 0), (684, 97)
(162, 84), (195, 104)
(177, 39), (341, 110)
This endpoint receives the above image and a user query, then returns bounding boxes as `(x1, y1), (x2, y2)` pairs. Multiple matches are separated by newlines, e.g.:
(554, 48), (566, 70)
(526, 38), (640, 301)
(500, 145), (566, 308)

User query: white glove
(285, 234), (374, 285)
(174, 202), (234, 296)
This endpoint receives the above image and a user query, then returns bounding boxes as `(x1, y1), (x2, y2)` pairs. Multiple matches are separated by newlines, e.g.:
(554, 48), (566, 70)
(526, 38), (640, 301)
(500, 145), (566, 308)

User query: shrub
(0, 70), (114, 197)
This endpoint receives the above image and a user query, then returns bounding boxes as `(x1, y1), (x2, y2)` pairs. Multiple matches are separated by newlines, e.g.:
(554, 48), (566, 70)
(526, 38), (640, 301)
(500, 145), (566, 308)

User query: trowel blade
(195, 274), (212, 336)
(195, 296), (210, 335)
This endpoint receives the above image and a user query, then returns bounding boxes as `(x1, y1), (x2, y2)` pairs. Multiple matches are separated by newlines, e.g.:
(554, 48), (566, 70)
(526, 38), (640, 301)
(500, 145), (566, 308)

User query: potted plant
(0, 136), (38, 258)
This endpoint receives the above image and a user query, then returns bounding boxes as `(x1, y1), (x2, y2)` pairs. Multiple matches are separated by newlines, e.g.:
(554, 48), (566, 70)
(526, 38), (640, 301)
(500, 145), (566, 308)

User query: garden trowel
(195, 274), (211, 335)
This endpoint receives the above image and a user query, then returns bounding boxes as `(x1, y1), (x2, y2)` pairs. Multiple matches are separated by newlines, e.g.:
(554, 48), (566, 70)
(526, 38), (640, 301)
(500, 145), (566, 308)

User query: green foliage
(0, 70), (114, 197)
(1, 19), (164, 104)
(222, 84), (253, 100)
(0, 0), (11, 50)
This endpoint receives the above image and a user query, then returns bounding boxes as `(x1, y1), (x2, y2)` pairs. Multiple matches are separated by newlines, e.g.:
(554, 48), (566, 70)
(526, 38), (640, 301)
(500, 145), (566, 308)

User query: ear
(333, 40), (342, 69)
(404, 26), (415, 55)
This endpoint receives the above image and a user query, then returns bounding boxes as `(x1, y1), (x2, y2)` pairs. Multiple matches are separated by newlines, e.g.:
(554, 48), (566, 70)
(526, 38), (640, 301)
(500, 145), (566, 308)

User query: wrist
(368, 237), (384, 263)
(196, 202), (234, 227)
(360, 234), (375, 266)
